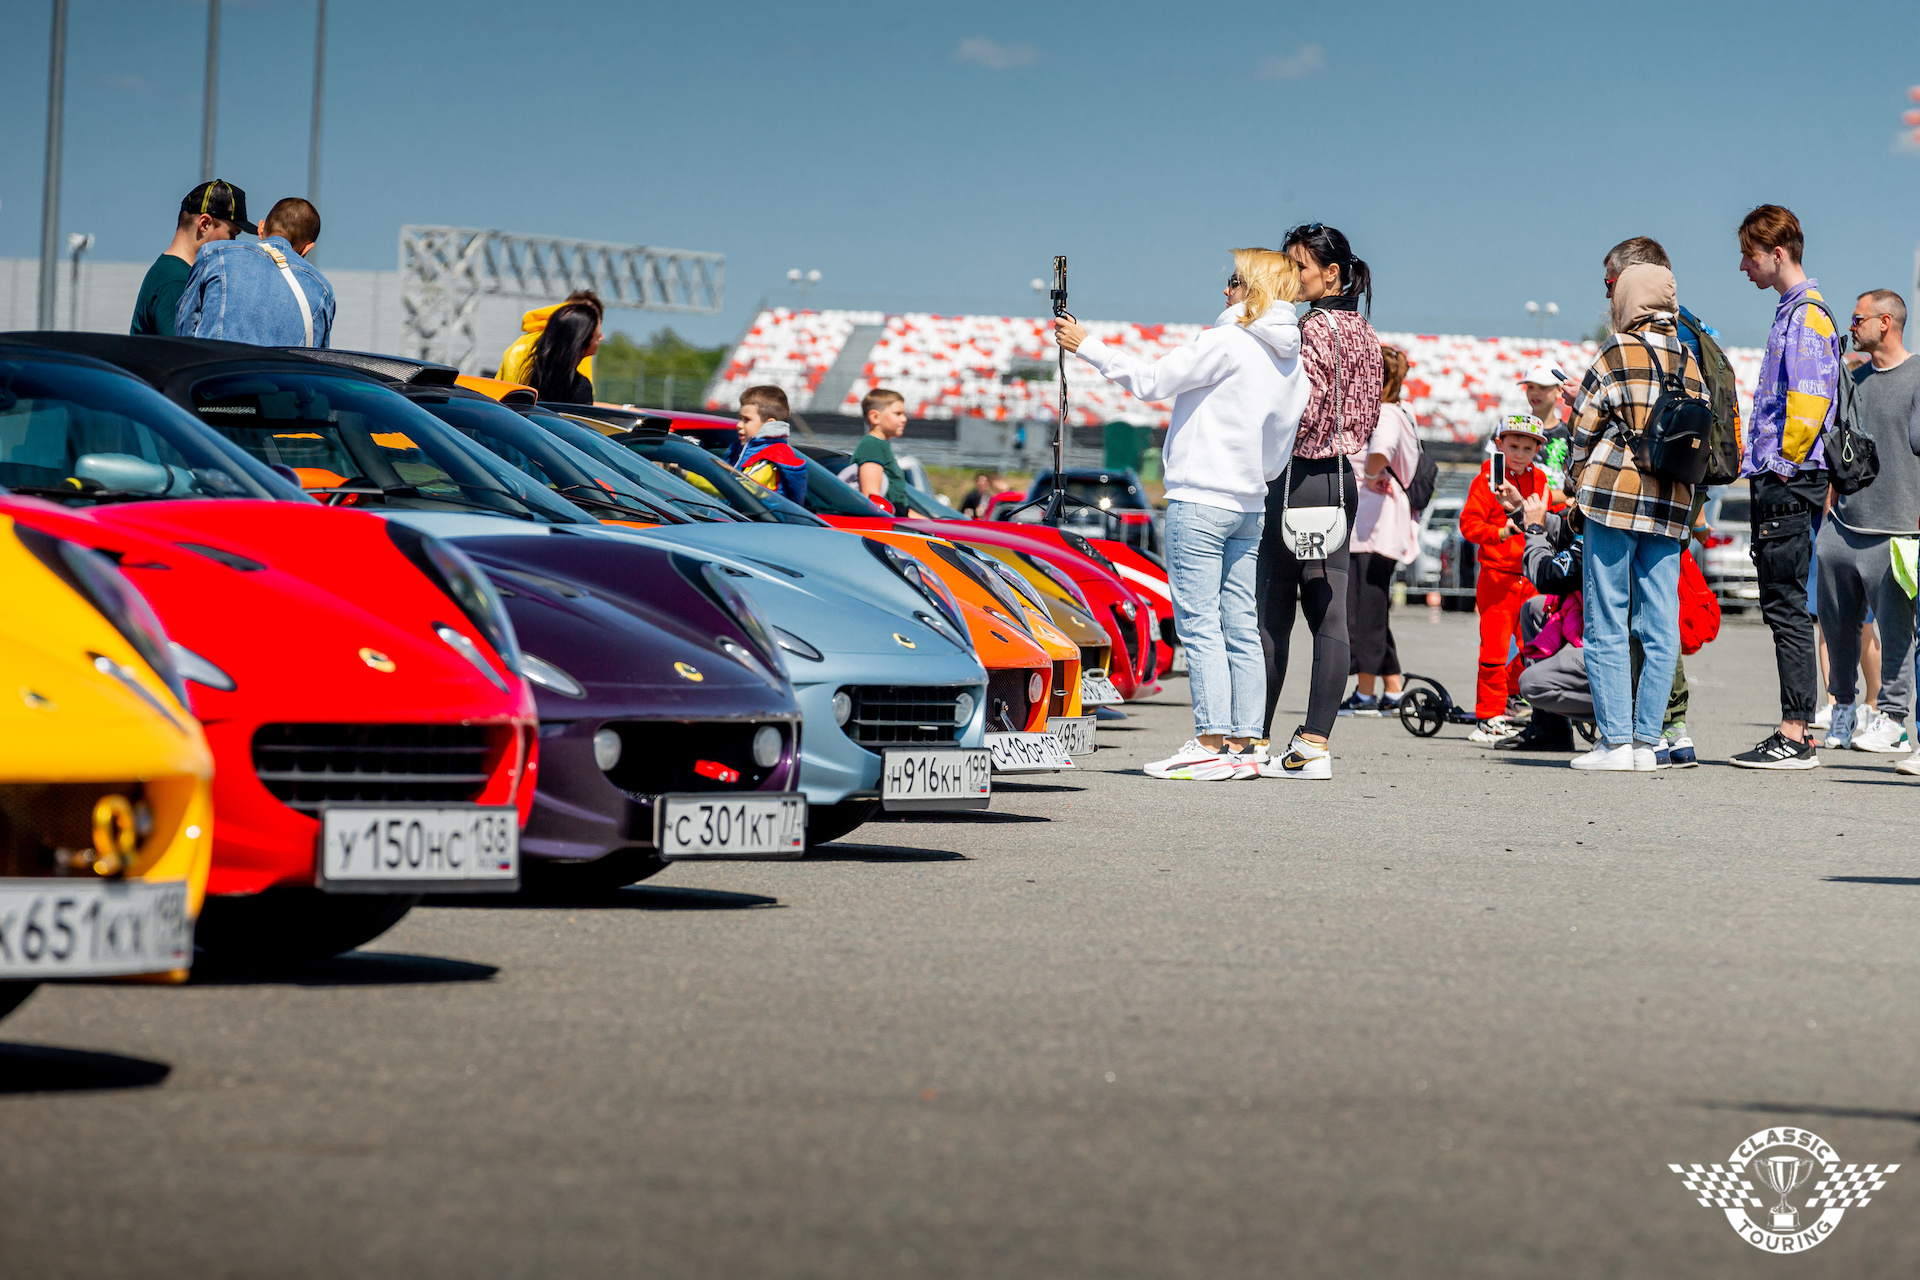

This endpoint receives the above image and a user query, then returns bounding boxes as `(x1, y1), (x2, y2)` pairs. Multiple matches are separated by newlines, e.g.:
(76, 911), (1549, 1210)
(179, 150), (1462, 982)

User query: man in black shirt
(130, 179), (253, 336)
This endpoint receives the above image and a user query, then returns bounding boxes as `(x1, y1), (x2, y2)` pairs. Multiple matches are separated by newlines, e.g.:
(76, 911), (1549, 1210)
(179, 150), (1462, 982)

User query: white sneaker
(1246, 738), (1271, 764)
(1821, 702), (1857, 750)
(1570, 743), (1635, 771)
(1145, 739), (1237, 781)
(1851, 709), (1910, 753)
(1814, 702), (1833, 730)
(1631, 744), (1659, 772)
(1258, 732), (1331, 779)
(1897, 749), (1920, 776)
(1468, 715), (1519, 745)
(1224, 751), (1260, 780)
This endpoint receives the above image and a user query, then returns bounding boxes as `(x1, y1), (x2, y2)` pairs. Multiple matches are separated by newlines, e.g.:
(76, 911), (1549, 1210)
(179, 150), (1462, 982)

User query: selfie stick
(1046, 255), (1069, 523)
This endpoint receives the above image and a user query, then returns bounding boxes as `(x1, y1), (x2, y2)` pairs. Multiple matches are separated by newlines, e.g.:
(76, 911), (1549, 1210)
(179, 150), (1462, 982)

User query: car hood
(10, 499), (533, 726)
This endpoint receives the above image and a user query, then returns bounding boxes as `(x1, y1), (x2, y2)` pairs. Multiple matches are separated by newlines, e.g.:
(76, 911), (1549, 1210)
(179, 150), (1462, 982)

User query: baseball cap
(180, 179), (256, 236)
(1495, 413), (1547, 443)
(1518, 361), (1565, 387)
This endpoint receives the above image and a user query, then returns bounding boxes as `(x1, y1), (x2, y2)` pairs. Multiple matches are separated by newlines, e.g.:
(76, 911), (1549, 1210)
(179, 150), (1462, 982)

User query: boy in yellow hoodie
(499, 290), (603, 385)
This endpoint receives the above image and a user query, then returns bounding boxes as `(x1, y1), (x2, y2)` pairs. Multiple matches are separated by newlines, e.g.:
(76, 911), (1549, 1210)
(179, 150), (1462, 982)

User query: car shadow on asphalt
(426, 885), (782, 912)
(1686, 1098), (1920, 1126)
(989, 780), (1085, 793)
(803, 842), (969, 862)
(1824, 876), (1920, 886)
(187, 951), (501, 987)
(0, 1042), (171, 1094)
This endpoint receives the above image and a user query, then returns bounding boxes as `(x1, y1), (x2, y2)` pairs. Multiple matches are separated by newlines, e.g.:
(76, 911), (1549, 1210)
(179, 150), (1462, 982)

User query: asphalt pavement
(5, 609), (1919, 1278)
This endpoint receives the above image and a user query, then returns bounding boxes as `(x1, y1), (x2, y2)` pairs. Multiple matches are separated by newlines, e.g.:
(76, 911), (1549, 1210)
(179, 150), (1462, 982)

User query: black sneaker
(1729, 731), (1820, 771)
(1494, 721), (1575, 752)
(1337, 691), (1380, 717)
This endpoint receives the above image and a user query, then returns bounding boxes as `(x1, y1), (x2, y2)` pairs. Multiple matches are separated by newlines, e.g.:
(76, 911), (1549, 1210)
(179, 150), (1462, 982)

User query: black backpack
(1627, 334), (1713, 486)
(1384, 405), (1438, 512)
(1676, 310), (1744, 487)
(1796, 297), (1879, 496)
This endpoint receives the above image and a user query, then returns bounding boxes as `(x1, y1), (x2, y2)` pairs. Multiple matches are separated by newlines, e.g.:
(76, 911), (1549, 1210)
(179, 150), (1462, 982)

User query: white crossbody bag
(255, 243), (314, 347)
(1278, 309), (1350, 560)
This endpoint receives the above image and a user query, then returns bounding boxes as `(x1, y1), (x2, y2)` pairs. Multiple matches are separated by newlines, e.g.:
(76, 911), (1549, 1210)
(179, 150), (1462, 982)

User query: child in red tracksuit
(1460, 415), (1562, 741)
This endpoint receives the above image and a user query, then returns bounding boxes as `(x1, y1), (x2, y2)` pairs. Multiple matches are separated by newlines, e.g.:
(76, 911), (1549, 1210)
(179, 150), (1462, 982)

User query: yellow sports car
(0, 510), (213, 1018)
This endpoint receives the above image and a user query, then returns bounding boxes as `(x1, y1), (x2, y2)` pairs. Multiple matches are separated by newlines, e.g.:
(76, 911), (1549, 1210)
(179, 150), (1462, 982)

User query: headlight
(832, 690), (853, 726)
(672, 554), (788, 679)
(436, 624), (510, 692)
(387, 523), (522, 668)
(593, 727), (623, 771)
(1027, 671), (1046, 704)
(1118, 599), (1138, 621)
(170, 642), (236, 692)
(752, 725), (783, 768)
(864, 539), (972, 652)
(519, 652), (586, 699)
(773, 627), (823, 662)
(17, 526), (189, 708)
(1020, 551), (1095, 613)
(955, 691), (975, 724)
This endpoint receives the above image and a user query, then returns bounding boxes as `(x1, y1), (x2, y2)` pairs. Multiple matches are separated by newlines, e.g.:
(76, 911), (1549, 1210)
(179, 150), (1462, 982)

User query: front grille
(252, 724), (500, 814)
(986, 669), (1033, 732)
(0, 782), (144, 877)
(1112, 605), (1142, 673)
(603, 721), (788, 796)
(1048, 660), (1070, 717)
(845, 685), (966, 746)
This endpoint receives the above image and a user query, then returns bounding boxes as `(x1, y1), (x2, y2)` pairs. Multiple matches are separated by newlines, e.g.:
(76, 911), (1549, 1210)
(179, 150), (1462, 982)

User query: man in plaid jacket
(1563, 263), (1703, 770)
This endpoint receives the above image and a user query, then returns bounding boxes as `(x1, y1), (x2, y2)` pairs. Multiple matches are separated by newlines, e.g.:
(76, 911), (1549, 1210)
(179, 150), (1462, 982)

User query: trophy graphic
(1756, 1156), (1814, 1230)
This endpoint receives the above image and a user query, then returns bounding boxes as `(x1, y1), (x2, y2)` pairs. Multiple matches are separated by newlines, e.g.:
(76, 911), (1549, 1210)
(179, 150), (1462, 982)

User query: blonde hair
(1231, 248), (1301, 327)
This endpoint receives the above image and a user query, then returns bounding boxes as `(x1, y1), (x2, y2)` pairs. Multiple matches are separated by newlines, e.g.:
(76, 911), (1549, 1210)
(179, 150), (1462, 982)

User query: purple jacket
(1742, 278), (1839, 479)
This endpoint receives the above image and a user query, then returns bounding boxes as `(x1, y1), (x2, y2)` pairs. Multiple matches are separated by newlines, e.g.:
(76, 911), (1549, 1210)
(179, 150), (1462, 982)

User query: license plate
(1047, 714), (1097, 756)
(656, 794), (806, 859)
(318, 806), (519, 892)
(0, 878), (192, 979)
(881, 748), (992, 811)
(986, 732), (1075, 772)
(1080, 670), (1124, 705)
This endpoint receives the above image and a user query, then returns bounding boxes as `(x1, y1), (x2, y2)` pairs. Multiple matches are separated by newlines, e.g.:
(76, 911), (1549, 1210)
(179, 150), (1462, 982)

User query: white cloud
(956, 38), (1038, 70)
(1258, 44), (1325, 80)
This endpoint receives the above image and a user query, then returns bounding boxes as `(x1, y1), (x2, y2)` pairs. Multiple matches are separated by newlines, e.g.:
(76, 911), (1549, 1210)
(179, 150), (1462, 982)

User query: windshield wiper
(556, 484), (671, 522)
(1, 485), (175, 503)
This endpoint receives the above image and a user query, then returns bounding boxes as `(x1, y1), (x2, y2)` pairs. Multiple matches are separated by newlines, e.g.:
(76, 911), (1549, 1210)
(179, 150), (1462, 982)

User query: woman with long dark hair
(1254, 223), (1383, 780)
(523, 302), (602, 403)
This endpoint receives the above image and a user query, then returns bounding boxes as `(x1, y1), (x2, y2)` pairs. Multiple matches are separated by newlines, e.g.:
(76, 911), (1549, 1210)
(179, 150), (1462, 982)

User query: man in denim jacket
(176, 198), (335, 348)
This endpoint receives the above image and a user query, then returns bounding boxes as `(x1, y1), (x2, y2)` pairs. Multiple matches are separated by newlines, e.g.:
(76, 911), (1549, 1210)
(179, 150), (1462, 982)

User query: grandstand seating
(708, 307), (1761, 441)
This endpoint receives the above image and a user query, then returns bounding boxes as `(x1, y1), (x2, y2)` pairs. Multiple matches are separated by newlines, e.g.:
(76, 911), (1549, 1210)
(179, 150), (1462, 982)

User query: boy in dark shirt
(131, 180), (252, 335)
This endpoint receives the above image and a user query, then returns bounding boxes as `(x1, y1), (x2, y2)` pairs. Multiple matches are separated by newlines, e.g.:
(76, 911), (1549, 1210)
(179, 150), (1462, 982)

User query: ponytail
(1282, 223), (1373, 317)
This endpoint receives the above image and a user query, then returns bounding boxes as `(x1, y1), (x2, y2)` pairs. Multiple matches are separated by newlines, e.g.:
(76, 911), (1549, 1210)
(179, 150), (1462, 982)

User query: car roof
(0, 332), (405, 387)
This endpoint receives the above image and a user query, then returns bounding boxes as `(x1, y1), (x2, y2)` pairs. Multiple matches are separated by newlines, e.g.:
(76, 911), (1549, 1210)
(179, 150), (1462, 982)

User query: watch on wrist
(1525, 522), (1547, 536)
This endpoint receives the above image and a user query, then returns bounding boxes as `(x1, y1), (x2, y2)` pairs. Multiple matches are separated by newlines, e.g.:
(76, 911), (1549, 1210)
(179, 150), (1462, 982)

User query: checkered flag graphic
(1805, 1163), (1900, 1209)
(1670, 1164), (1763, 1208)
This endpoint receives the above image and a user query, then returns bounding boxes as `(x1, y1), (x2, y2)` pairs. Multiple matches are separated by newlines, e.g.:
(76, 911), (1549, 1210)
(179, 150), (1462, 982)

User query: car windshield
(405, 394), (684, 525)
(0, 354), (300, 505)
(615, 433), (829, 526)
(1031, 472), (1147, 510)
(187, 370), (592, 524)
(529, 414), (744, 524)
(902, 482), (962, 519)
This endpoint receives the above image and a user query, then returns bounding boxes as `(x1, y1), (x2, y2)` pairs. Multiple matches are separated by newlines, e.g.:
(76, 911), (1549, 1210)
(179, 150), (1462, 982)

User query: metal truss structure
(398, 226), (724, 371)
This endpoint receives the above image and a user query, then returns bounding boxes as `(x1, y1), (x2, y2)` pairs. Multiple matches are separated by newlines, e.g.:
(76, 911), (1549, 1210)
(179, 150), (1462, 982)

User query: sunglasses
(1226, 276), (1246, 290)
(1850, 313), (1881, 328)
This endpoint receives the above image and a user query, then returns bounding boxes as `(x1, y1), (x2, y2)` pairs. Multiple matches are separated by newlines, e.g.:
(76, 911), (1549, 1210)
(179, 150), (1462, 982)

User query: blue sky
(3, 0), (1916, 348)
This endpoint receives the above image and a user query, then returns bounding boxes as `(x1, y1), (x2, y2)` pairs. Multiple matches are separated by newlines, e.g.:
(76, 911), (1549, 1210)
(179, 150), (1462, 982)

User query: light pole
(308, 0), (327, 214)
(38, 0), (68, 331)
(201, 0), (221, 182)
(66, 232), (92, 331)
(1525, 299), (1558, 339)
(786, 267), (820, 307)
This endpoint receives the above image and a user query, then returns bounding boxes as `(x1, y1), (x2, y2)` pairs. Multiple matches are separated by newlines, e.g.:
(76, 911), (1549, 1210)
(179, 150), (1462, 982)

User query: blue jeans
(1165, 500), (1265, 738)
(1582, 520), (1681, 746)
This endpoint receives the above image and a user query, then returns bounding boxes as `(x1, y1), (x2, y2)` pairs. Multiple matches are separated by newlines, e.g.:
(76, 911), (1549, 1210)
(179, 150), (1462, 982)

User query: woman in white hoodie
(1057, 249), (1309, 780)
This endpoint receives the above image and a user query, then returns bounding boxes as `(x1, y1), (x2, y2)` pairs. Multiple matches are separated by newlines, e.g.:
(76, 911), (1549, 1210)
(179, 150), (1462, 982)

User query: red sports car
(0, 342), (536, 961)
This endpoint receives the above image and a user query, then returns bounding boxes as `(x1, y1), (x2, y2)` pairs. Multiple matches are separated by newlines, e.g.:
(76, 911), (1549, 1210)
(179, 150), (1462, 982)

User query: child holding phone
(1461, 415), (1562, 742)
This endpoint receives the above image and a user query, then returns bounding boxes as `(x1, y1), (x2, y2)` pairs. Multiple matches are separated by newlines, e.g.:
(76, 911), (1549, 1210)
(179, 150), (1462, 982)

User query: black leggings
(1347, 550), (1401, 678)
(1257, 456), (1360, 739)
